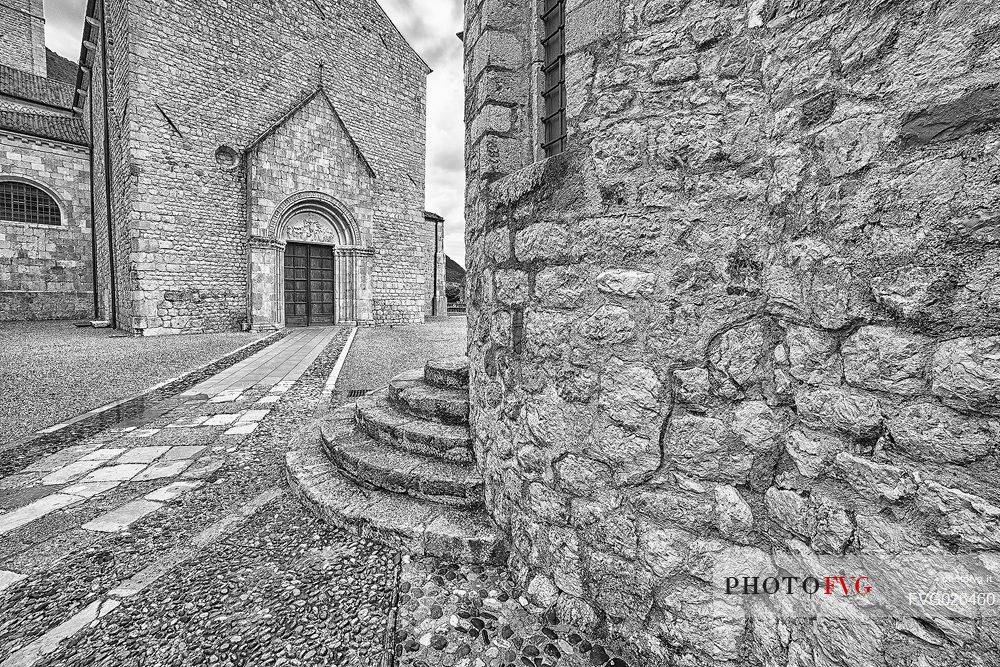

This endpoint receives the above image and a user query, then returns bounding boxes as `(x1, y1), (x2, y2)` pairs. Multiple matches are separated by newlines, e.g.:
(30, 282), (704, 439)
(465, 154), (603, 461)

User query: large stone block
(832, 452), (916, 502)
(842, 325), (932, 395)
(917, 481), (1000, 550)
(930, 336), (1000, 415)
(785, 324), (841, 387)
(795, 386), (883, 439)
(887, 402), (998, 464)
(664, 414), (750, 484)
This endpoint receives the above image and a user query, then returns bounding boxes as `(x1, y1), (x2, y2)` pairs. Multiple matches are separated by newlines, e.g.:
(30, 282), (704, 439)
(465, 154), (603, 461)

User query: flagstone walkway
(0, 326), (400, 667)
(0, 319), (627, 667)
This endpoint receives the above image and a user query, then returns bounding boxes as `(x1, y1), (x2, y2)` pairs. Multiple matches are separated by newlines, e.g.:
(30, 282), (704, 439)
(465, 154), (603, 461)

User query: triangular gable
(244, 87), (377, 179)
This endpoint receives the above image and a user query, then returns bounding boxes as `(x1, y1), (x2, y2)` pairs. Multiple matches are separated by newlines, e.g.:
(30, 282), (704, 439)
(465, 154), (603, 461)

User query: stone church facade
(2, 0), (444, 333)
(465, 1), (1000, 665)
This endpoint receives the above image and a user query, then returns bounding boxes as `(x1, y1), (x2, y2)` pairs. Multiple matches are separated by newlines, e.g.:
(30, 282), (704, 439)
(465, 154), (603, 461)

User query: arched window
(0, 181), (62, 226)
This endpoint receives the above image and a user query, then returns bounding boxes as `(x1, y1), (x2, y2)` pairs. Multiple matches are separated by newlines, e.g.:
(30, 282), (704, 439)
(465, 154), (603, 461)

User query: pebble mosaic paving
(394, 559), (631, 667)
(0, 323), (630, 667)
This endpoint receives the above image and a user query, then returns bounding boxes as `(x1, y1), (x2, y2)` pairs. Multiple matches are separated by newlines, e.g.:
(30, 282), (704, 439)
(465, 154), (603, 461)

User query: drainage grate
(344, 389), (371, 398)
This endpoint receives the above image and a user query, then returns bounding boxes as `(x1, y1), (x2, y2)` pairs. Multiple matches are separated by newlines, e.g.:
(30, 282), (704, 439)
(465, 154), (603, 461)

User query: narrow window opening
(540, 0), (566, 157)
(0, 181), (61, 226)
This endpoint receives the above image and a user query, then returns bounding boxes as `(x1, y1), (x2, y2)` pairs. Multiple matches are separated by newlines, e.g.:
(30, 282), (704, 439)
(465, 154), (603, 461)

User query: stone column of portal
(248, 236), (285, 330)
(464, 1), (1000, 666)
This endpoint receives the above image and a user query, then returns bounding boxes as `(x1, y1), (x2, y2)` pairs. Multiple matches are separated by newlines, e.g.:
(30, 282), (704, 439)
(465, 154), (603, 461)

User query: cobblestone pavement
(394, 559), (630, 667)
(0, 321), (266, 445)
(334, 317), (467, 394)
(0, 326), (403, 667)
(1, 319), (623, 667)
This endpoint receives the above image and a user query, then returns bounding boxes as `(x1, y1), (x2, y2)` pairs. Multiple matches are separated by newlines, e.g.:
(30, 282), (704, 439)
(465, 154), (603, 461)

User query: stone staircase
(286, 355), (508, 564)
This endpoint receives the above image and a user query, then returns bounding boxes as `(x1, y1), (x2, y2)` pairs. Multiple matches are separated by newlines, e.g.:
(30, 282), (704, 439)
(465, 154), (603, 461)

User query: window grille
(0, 182), (61, 226)
(540, 0), (566, 157)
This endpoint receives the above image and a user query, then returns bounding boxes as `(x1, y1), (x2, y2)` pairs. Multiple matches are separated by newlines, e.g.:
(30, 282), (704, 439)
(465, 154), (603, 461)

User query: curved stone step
(389, 370), (469, 426)
(286, 422), (508, 565)
(320, 416), (483, 507)
(424, 355), (470, 390)
(355, 390), (473, 463)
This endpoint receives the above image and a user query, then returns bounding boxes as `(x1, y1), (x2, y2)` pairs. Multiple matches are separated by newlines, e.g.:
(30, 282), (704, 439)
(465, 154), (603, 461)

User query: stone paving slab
(0, 495), (83, 537)
(81, 500), (164, 533)
(0, 326), (363, 665)
(0, 569), (26, 593)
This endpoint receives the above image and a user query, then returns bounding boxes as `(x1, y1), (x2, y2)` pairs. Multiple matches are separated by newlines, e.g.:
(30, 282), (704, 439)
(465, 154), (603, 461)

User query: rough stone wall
(0, 134), (92, 320)
(0, 0), (46, 77)
(465, 1), (1000, 664)
(92, 0), (428, 334)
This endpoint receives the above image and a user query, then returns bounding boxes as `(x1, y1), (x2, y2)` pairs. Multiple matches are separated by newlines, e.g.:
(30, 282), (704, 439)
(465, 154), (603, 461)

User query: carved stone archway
(249, 191), (374, 329)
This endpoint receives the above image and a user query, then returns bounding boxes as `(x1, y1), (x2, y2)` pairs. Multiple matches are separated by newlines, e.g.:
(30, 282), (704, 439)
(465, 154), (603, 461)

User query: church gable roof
(0, 109), (89, 146)
(245, 87), (376, 179)
(0, 64), (75, 110)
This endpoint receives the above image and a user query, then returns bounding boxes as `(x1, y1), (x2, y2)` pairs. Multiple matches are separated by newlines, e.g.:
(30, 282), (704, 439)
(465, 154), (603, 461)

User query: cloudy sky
(45, 0), (467, 266)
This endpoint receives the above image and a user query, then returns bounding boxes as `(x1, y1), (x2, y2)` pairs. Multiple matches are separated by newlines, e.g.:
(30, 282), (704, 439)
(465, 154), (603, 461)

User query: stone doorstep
(423, 355), (470, 391)
(355, 391), (473, 457)
(388, 371), (470, 427)
(320, 418), (483, 508)
(286, 426), (507, 566)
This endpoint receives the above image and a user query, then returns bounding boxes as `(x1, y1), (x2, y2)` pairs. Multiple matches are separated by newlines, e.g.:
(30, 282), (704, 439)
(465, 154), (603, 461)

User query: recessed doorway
(283, 242), (335, 327)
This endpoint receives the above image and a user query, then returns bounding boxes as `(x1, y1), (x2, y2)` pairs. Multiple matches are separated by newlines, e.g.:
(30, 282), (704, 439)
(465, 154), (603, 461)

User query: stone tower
(464, 1), (1000, 665)
(0, 0), (46, 76)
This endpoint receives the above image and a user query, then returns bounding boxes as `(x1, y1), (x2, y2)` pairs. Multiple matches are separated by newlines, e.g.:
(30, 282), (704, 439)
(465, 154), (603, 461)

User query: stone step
(286, 422), (508, 565)
(355, 390), (473, 463)
(320, 414), (483, 508)
(389, 369), (469, 426)
(424, 355), (470, 390)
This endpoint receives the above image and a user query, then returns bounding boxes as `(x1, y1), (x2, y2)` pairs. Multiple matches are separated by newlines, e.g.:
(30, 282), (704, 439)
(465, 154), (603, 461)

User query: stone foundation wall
(0, 134), (93, 321)
(465, 1), (1000, 664)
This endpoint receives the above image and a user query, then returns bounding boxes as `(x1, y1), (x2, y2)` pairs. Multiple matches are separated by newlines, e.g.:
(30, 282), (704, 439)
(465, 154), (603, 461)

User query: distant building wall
(465, 1), (1000, 665)
(0, 134), (92, 320)
(0, 0), (46, 77)
(425, 211), (446, 316)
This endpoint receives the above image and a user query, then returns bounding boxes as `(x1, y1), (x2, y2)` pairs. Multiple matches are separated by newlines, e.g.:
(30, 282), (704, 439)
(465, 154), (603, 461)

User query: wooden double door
(284, 242), (335, 327)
